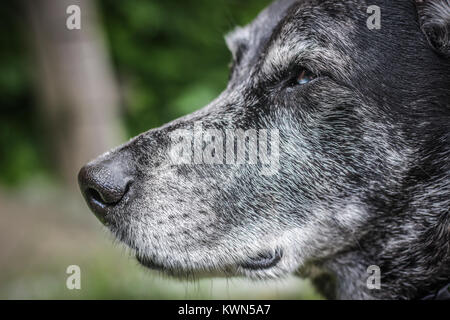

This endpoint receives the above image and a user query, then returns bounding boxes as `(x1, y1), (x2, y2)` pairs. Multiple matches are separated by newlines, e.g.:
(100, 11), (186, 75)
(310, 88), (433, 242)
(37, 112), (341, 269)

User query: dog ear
(416, 0), (450, 57)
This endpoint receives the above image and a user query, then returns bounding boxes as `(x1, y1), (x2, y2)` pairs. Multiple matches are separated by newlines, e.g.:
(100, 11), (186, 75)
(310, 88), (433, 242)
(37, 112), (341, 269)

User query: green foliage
(0, 2), (49, 186)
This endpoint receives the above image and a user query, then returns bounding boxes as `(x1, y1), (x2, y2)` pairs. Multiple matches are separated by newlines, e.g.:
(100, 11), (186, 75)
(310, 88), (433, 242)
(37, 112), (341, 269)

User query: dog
(78, 0), (450, 299)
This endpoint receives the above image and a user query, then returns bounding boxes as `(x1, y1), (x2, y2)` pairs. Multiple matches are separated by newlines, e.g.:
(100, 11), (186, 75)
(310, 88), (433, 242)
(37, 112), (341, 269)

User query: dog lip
(136, 255), (165, 271)
(240, 248), (283, 270)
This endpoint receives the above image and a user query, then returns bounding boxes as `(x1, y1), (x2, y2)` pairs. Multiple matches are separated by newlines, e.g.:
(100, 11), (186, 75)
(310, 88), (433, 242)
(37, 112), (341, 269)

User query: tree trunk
(25, 0), (124, 188)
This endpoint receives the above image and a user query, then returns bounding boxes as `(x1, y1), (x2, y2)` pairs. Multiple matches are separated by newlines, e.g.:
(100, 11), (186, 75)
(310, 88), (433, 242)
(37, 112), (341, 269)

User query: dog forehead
(225, 0), (361, 64)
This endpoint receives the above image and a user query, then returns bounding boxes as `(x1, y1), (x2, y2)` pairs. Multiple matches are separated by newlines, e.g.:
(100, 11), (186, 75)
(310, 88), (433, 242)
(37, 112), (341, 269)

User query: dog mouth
(135, 248), (283, 274)
(239, 248), (283, 270)
(136, 255), (166, 271)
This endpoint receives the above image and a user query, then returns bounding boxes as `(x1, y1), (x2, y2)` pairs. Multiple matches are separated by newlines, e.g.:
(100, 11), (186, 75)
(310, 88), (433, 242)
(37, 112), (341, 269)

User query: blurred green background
(0, 0), (321, 299)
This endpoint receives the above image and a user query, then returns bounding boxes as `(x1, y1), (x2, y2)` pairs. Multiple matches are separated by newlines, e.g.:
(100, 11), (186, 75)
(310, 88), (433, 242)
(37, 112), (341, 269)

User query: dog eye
(295, 69), (316, 85)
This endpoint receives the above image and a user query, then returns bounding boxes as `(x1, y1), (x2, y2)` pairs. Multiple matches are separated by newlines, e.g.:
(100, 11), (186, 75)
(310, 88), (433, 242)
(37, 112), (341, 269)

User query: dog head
(79, 0), (450, 286)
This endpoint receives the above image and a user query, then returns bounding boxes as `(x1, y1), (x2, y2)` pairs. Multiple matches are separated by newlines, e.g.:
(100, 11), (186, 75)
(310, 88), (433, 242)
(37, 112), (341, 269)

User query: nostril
(86, 187), (106, 205)
(84, 180), (132, 207)
(123, 180), (132, 197)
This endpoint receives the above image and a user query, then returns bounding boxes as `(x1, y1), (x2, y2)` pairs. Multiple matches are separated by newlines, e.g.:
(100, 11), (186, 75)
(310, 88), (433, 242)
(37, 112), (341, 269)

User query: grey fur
(80, 0), (450, 300)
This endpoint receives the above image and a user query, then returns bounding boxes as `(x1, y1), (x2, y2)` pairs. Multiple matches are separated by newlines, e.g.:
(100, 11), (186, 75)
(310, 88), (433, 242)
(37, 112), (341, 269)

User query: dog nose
(78, 159), (133, 221)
